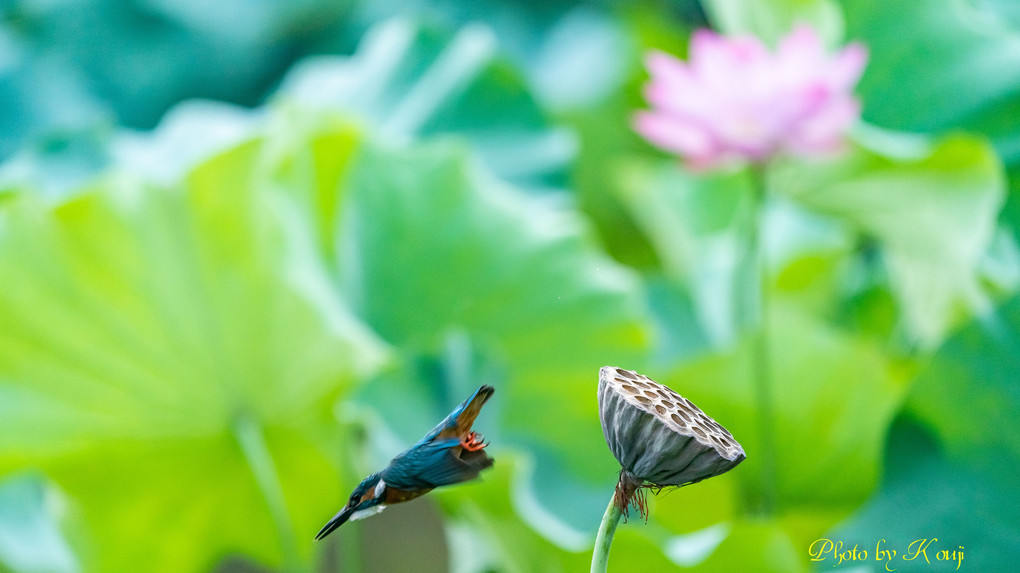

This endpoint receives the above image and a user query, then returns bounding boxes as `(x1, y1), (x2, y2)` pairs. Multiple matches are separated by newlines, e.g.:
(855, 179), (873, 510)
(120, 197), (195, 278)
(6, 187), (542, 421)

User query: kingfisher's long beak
(314, 503), (356, 541)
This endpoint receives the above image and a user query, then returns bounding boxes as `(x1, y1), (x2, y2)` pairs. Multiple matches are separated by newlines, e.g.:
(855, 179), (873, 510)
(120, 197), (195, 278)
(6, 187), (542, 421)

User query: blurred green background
(1, 0), (1018, 571)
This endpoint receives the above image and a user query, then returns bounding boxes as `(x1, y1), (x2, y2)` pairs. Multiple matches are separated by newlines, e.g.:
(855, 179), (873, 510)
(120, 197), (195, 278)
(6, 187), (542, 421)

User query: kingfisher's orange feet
(461, 431), (487, 452)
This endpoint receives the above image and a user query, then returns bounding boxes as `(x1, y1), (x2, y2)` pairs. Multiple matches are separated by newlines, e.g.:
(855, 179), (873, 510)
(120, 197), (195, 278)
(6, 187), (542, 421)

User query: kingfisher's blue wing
(382, 385), (494, 491)
(417, 385), (494, 444)
(381, 438), (493, 490)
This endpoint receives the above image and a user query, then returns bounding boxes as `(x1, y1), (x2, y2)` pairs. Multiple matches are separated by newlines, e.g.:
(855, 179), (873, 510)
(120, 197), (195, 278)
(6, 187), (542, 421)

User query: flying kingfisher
(314, 385), (495, 541)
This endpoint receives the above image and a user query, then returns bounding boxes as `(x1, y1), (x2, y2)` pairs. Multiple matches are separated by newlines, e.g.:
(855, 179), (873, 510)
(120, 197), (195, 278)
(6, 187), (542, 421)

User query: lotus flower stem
(743, 168), (777, 514)
(590, 493), (623, 573)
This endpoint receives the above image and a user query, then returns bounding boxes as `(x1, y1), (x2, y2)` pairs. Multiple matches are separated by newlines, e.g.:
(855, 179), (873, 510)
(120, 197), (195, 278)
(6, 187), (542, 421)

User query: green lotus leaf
(659, 303), (908, 514)
(828, 418), (1019, 573)
(845, 0), (1020, 164)
(275, 19), (570, 192)
(907, 295), (1020, 472)
(435, 455), (592, 573)
(772, 131), (1006, 346)
(0, 139), (388, 572)
(616, 161), (752, 348)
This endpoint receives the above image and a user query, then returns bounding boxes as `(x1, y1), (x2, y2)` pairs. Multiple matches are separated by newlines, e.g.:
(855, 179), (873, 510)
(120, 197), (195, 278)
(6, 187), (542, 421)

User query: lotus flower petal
(634, 25), (868, 169)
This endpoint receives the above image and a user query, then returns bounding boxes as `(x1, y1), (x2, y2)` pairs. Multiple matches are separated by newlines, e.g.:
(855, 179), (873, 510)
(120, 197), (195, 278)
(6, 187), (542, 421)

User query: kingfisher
(314, 385), (495, 541)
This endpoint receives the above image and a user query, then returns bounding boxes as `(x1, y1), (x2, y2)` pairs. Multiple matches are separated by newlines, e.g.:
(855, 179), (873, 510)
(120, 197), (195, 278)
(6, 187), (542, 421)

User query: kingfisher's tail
(430, 385), (493, 440)
(455, 385), (494, 433)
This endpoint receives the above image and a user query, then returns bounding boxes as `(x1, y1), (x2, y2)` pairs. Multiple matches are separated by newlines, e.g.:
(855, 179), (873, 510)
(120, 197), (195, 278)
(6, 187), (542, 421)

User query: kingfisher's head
(314, 473), (387, 541)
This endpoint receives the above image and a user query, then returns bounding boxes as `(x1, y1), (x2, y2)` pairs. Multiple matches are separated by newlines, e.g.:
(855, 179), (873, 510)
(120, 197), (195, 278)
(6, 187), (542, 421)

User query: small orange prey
(460, 431), (487, 452)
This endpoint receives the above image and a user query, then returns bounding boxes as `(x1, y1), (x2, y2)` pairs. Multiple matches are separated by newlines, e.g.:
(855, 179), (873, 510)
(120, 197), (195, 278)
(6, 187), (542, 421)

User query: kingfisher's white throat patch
(351, 504), (387, 521)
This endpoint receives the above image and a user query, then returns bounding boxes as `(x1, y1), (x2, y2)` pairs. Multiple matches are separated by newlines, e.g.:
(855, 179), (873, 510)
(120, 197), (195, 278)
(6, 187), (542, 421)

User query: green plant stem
(590, 494), (623, 573)
(234, 415), (306, 573)
(744, 166), (778, 515)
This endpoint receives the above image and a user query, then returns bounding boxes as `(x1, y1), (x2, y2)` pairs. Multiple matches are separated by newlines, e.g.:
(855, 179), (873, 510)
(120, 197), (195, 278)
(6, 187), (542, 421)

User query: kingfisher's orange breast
(384, 486), (433, 504)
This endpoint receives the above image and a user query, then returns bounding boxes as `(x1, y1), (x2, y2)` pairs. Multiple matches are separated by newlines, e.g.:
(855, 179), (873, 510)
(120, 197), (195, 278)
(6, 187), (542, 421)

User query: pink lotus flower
(634, 25), (867, 170)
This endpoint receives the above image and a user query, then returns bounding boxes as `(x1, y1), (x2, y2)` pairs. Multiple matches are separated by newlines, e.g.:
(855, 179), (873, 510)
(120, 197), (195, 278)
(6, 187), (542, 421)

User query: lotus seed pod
(598, 366), (745, 487)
